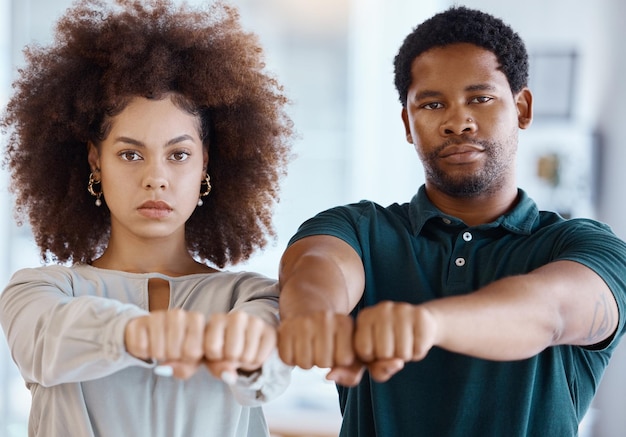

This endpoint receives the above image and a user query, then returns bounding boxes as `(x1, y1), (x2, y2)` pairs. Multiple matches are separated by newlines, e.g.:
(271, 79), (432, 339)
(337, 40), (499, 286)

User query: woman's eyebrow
(112, 134), (196, 147)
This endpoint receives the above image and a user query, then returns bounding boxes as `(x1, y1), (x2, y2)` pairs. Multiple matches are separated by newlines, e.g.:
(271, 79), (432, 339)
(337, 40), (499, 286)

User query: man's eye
(471, 96), (493, 104)
(422, 102), (443, 110)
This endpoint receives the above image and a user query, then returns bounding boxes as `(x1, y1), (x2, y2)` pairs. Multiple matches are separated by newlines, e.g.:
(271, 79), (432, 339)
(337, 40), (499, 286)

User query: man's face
(401, 43), (532, 198)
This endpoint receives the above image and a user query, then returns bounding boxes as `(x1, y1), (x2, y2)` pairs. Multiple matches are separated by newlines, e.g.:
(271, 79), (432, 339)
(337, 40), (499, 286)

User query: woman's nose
(142, 162), (168, 190)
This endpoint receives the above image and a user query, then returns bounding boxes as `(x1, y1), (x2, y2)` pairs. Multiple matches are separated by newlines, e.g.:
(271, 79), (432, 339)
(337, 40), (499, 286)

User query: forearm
(277, 236), (366, 381)
(424, 279), (557, 360)
(278, 236), (365, 319)
(1, 281), (147, 385)
(424, 261), (618, 361)
(279, 273), (351, 318)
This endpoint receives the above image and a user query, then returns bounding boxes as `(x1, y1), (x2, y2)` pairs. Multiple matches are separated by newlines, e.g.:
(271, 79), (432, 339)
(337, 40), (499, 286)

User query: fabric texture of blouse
(0, 264), (292, 437)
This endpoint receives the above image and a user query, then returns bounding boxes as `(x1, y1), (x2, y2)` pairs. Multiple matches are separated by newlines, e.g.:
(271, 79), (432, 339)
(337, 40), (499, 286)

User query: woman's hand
(124, 309), (206, 379)
(203, 311), (277, 382)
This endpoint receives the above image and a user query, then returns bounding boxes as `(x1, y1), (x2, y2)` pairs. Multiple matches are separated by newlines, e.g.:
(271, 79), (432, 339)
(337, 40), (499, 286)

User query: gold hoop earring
(87, 172), (103, 207)
(197, 174), (211, 206)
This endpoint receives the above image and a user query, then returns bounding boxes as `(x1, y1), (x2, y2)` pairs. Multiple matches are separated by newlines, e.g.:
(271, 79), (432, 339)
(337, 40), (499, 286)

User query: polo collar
(409, 185), (539, 235)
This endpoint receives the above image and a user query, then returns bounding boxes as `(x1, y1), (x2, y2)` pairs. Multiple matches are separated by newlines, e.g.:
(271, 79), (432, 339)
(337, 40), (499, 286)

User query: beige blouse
(0, 264), (291, 437)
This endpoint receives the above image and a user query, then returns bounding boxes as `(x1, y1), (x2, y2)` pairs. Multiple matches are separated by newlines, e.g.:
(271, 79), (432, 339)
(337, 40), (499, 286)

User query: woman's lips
(137, 200), (173, 219)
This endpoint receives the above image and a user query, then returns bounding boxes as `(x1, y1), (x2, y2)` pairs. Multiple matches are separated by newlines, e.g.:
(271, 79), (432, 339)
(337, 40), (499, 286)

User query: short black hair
(393, 6), (529, 107)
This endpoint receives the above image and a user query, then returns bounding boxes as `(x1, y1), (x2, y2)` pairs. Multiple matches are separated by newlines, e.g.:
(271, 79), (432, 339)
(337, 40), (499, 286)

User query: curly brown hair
(1, 0), (294, 268)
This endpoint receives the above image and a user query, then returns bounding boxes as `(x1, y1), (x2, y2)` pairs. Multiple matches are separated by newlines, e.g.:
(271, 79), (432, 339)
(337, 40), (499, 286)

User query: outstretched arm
(279, 235), (364, 318)
(278, 235), (620, 385)
(354, 260), (618, 365)
(0, 268), (150, 386)
(278, 235), (404, 385)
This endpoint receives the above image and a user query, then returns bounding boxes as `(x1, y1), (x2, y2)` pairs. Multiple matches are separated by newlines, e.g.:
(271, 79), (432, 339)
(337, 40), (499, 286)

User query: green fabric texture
(289, 186), (626, 437)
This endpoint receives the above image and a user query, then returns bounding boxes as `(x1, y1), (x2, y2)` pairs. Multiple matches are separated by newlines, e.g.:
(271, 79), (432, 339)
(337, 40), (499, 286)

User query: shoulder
(531, 216), (626, 266)
(537, 216), (623, 247)
(1, 265), (82, 302)
(185, 270), (277, 292)
(8, 264), (76, 285)
(294, 200), (409, 233)
(288, 200), (411, 255)
(544, 217), (626, 303)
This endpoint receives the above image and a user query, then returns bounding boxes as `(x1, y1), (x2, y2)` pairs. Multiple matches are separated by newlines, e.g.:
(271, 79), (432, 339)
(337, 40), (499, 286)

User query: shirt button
(442, 218), (452, 224)
(463, 232), (473, 242)
(455, 258), (465, 267)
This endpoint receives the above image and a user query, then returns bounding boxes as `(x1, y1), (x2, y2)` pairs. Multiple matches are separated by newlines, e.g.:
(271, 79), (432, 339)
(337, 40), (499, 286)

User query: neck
(424, 183), (519, 226)
(92, 232), (213, 276)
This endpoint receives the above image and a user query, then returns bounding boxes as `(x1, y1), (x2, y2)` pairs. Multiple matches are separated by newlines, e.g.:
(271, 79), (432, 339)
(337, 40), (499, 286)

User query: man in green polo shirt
(277, 6), (626, 437)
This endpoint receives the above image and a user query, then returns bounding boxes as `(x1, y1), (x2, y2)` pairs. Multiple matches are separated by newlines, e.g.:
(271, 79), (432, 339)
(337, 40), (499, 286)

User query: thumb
(205, 360), (238, 384)
(367, 358), (405, 382)
(326, 362), (366, 387)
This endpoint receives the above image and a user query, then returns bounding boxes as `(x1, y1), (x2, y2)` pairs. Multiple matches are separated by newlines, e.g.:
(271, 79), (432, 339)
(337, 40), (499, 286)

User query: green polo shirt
(289, 186), (626, 437)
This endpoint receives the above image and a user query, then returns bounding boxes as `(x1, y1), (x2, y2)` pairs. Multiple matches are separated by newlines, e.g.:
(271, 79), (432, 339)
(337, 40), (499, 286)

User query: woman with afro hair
(0, 1), (294, 436)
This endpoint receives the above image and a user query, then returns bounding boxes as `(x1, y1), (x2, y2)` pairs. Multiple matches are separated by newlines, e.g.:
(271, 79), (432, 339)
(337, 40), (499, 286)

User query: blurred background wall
(1, 0), (625, 436)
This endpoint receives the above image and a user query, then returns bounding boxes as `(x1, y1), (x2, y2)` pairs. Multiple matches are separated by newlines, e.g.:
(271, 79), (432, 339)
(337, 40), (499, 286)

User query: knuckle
(229, 311), (248, 323)
(336, 315), (353, 330)
(314, 310), (333, 323)
(204, 346), (220, 360)
(248, 315), (265, 331)
(377, 301), (394, 313)
(169, 308), (186, 320)
(263, 327), (277, 343)
(188, 311), (205, 324)
(185, 345), (204, 361)
(412, 345), (430, 361)
(208, 312), (227, 324)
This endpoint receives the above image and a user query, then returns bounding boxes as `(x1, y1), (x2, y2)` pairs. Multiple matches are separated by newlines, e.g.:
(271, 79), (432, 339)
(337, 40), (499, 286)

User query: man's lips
(439, 144), (485, 158)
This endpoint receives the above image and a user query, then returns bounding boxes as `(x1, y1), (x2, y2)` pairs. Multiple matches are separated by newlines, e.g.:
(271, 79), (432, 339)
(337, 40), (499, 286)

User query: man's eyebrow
(465, 83), (497, 92)
(414, 90), (443, 101)
(414, 84), (497, 101)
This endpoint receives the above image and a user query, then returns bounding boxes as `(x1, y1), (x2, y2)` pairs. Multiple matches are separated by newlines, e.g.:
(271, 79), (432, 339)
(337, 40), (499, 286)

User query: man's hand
(278, 311), (365, 386)
(354, 301), (436, 381)
(277, 303), (436, 386)
(124, 309), (205, 379)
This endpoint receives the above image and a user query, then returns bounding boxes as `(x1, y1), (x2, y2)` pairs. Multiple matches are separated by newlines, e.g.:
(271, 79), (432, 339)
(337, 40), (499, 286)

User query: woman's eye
(170, 151), (190, 162)
(120, 151), (142, 161)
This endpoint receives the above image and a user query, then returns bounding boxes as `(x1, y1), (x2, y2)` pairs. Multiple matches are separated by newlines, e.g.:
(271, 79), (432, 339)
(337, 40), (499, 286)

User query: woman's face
(88, 95), (208, 243)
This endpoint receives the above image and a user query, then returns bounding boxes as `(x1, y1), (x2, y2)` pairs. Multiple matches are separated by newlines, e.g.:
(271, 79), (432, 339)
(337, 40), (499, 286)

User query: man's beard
(422, 136), (516, 198)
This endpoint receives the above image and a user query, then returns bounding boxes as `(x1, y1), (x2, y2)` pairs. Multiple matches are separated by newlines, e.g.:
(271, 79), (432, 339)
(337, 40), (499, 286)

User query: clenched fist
(125, 310), (277, 380)
(125, 309), (205, 379)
